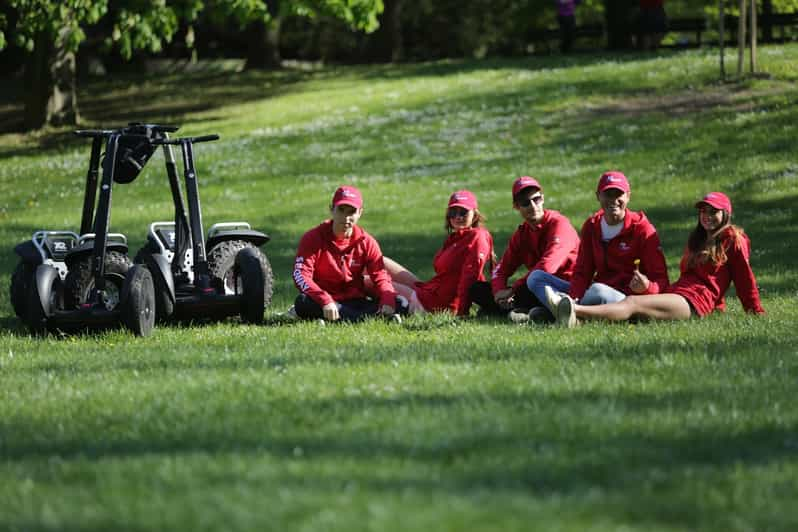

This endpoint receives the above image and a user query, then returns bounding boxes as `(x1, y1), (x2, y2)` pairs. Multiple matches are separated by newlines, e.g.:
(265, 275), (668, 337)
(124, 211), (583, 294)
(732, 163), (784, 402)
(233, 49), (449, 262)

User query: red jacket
(569, 210), (669, 300)
(491, 210), (580, 294)
(668, 228), (764, 316)
(293, 220), (396, 308)
(415, 227), (493, 316)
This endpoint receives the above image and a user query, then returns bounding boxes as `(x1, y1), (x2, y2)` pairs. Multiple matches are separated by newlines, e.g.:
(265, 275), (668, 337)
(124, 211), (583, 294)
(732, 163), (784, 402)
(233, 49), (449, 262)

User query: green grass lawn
(1, 46), (798, 531)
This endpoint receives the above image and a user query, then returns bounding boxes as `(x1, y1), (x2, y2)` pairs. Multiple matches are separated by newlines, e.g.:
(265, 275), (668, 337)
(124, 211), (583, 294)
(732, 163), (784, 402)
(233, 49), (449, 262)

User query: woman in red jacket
(291, 185), (402, 322)
(547, 192), (765, 326)
(384, 190), (494, 317)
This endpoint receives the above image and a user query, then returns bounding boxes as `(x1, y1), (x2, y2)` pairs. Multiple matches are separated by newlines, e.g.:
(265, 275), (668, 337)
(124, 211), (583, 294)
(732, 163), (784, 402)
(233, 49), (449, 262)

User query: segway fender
(14, 241), (42, 264)
(34, 264), (59, 317)
(206, 230), (270, 250)
(120, 264), (142, 304)
(146, 252), (175, 304)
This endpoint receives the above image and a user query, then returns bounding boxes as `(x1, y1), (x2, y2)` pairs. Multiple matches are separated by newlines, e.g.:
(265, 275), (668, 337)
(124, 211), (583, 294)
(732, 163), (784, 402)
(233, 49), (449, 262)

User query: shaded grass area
(1, 45), (798, 531)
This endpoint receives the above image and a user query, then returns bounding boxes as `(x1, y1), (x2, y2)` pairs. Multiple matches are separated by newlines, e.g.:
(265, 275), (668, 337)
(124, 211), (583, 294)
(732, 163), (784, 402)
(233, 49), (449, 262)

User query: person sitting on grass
(291, 185), (404, 323)
(546, 192), (765, 327)
(383, 190), (494, 317)
(469, 176), (580, 323)
(529, 170), (670, 318)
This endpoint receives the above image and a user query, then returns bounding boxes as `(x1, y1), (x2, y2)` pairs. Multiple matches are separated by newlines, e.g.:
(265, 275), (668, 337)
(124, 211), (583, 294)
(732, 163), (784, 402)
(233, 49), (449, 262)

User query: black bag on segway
(113, 135), (157, 184)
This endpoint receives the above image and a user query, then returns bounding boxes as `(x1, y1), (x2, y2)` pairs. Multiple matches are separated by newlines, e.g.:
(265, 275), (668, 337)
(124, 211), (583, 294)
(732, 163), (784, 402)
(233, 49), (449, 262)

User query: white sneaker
(556, 296), (577, 328)
(543, 285), (563, 311)
(389, 313), (403, 324)
(508, 309), (530, 324)
(282, 305), (298, 321)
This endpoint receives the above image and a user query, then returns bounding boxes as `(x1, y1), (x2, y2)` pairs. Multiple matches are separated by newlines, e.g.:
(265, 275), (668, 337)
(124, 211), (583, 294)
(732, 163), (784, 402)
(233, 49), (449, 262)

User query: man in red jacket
(570, 171), (669, 304)
(531, 171), (669, 313)
(470, 176), (580, 322)
(291, 185), (402, 322)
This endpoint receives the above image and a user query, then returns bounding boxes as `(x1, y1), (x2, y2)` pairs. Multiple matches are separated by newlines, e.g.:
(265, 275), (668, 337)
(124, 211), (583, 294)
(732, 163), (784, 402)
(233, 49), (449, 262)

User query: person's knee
(582, 283), (625, 305)
(526, 269), (546, 291)
(294, 293), (322, 319)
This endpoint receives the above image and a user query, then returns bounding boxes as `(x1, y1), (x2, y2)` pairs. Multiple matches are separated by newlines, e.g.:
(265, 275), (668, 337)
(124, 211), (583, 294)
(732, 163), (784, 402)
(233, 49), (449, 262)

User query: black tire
(134, 248), (174, 321)
(207, 240), (274, 307)
(121, 265), (155, 337)
(236, 247), (265, 324)
(10, 261), (35, 318)
(64, 251), (131, 310)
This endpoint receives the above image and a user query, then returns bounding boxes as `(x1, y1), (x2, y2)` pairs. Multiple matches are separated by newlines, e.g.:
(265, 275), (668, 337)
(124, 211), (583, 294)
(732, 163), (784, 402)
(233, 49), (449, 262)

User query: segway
(134, 133), (273, 323)
(9, 124), (173, 336)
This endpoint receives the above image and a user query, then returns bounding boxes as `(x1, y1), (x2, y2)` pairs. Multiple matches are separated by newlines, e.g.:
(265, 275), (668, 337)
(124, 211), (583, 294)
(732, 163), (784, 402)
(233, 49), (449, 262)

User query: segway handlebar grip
(190, 135), (220, 143)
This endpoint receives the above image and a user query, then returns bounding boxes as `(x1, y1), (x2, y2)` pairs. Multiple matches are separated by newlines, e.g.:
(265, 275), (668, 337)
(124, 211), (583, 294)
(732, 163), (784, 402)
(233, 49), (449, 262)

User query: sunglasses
(517, 194), (543, 208)
(447, 207), (470, 218)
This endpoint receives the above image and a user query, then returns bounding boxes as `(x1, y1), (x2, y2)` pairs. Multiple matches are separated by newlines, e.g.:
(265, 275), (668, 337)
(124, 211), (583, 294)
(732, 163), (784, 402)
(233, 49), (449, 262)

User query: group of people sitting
(289, 171), (765, 327)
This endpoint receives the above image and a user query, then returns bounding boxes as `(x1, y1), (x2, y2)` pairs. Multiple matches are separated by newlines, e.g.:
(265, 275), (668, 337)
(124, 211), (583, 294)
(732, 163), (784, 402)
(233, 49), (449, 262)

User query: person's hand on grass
(322, 302), (340, 321)
(494, 288), (514, 310)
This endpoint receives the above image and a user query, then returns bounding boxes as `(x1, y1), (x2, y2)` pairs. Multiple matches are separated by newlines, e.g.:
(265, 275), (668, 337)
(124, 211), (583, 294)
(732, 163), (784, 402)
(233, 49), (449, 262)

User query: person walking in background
(547, 192), (765, 326)
(470, 176), (580, 323)
(383, 190), (494, 317)
(638, 0), (667, 50)
(291, 185), (403, 322)
(530, 171), (670, 316)
(556, 0), (581, 53)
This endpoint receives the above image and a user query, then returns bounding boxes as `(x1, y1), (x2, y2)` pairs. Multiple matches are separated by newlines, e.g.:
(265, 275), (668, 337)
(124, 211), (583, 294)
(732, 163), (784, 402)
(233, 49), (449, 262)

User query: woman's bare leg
(383, 256), (420, 286)
(574, 294), (692, 322)
(391, 281), (417, 302)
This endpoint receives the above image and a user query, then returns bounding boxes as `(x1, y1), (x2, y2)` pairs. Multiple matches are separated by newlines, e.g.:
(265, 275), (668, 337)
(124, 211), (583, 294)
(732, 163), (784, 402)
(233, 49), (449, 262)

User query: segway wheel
(207, 241), (274, 308)
(65, 251), (131, 309)
(121, 265), (155, 337)
(10, 261), (35, 318)
(236, 247), (265, 324)
(133, 249), (174, 321)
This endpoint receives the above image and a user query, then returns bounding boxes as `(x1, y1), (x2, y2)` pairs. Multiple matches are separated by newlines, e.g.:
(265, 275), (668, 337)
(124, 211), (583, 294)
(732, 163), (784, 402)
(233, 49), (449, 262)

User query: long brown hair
(444, 208), (497, 273)
(686, 209), (745, 267)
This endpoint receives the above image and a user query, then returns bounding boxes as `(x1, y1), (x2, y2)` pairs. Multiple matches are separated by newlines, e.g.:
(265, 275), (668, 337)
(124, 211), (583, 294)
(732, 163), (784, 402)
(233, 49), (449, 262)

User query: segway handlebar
(74, 123), (180, 138)
(150, 134), (220, 146)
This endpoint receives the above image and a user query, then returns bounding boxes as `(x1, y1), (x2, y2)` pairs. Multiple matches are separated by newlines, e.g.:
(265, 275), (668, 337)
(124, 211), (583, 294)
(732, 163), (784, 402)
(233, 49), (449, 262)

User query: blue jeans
(527, 270), (571, 313)
(580, 283), (626, 305)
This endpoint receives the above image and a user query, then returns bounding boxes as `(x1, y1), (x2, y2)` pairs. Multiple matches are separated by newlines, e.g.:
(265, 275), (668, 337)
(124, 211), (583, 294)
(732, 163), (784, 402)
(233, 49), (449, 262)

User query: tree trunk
(23, 27), (79, 130)
(762, 0), (772, 42)
(737, 0), (747, 78)
(750, 0), (757, 73)
(244, 17), (283, 69)
(719, 0), (726, 79)
(366, 0), (405, 62)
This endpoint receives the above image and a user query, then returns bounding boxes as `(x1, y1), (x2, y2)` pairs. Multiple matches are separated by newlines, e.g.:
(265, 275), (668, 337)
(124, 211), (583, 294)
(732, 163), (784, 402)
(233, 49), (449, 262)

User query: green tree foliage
(0, 0), (382, 130)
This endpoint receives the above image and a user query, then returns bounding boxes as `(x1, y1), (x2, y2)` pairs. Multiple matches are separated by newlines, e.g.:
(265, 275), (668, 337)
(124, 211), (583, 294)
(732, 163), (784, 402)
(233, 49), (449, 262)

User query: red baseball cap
(597, 171), (631, 194)
(448, 190), (478, 210)
(695, 192), (732, 214)
(512, 176), (542, 197)
(331, 185), (363, 209)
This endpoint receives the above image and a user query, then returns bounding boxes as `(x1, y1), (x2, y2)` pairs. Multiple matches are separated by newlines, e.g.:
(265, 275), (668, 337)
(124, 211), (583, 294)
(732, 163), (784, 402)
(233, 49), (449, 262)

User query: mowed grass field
(1, 46), (798, 531)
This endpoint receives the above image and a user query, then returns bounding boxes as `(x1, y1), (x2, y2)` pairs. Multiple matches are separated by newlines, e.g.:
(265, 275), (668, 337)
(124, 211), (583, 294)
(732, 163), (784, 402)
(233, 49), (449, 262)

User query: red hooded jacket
(569, 209), (669, 300)
(415, 227), (493, 316)
(668, 228), (764, 316)
(293, 220), (396, 308)
(491, 210), (580, 294)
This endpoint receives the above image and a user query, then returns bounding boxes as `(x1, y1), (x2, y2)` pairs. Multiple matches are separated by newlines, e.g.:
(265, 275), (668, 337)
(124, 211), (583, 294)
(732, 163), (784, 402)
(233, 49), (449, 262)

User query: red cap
(597, 171), (630, 194)
(512, 176), (542, 197)
(448, 190), (478, 211)
(695, 192), (732, 215)
(331, 186), (363, 209)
